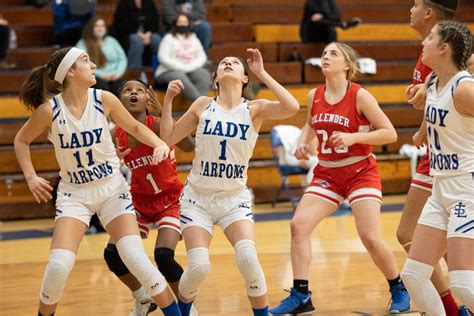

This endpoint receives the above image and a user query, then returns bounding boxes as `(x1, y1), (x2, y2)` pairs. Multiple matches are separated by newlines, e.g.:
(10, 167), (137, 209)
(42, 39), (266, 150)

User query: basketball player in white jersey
(400, 21), (474, 314)
(14, 47), (181, 316)
(159, 48), (300, 316)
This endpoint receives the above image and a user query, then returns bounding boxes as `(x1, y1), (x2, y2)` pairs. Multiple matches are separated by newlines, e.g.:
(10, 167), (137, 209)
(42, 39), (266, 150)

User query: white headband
(54, 47), (86, 84)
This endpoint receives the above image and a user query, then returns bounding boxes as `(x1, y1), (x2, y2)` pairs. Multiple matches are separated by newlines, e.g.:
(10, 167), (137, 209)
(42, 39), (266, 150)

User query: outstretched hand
(164, 80), (185, 102)
(146, 85), (162, 116)
(246, 48), (265, 77)
(152, 143), (170, 165)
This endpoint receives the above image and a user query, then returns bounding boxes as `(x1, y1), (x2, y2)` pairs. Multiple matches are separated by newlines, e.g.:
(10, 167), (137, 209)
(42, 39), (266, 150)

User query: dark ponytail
(19, 47), (71, 110)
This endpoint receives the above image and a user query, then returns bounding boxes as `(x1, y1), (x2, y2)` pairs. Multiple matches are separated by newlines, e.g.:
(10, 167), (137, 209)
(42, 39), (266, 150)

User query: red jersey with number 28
(115, 116), (181, 196)
(310, 83), (372, 162)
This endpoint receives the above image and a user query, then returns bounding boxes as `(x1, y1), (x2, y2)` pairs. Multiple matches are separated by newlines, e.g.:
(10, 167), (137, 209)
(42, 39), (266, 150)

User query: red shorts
(133, 185), (182, 238)
(305, 155), (382, 206)
(410, 154), (433, 192)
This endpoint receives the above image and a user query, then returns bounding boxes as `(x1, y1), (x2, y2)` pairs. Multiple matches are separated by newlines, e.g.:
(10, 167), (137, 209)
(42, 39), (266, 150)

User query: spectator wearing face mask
(76, 16), (127, 96)
(161, 0), (212, 54)
(154, 14), (210, 103)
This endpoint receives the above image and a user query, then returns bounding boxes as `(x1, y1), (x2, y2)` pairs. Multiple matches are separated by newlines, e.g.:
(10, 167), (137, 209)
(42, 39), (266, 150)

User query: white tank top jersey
(425, 70), (474, 177)
(48, 88), (121, 186)
(187, 98), (258, 193)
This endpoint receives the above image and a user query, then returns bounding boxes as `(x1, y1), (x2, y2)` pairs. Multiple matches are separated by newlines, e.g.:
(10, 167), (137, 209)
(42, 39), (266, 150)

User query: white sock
(401, 259), (445, 315)
(449, 270), (474, 310)
(132, 287), (148, 301)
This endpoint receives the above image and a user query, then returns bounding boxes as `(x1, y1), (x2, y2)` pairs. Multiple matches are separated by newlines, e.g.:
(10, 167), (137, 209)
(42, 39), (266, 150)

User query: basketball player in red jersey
(103, 80), (195, 316)
(270, 42), (410, 315)
(396, 1), (467, 314)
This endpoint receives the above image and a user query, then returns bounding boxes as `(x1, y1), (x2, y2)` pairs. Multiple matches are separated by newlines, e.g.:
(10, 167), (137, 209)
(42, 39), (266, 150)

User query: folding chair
(270, 127), (308, 209)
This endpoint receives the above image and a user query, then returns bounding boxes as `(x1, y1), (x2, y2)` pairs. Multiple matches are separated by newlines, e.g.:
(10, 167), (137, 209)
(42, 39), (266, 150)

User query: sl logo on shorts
(453, 202), (467, 218)
(316, 179), (330, 188)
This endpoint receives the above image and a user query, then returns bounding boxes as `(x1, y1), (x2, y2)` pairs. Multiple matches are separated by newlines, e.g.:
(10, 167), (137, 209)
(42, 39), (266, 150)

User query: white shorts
(418, 173), (474, 239)
(55, 172), (136, 228)
(179, 184), (254, 235)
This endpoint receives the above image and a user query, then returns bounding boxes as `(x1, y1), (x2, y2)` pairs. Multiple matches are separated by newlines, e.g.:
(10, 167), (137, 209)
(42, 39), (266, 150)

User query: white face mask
(94, 30), (106, 39)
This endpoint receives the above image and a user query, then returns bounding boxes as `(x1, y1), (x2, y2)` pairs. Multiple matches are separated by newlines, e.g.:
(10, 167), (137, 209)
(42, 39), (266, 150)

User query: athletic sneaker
(389, 283), (410, 313)
(459, 305), (473, 316)
(129, 298), (157, 316)
(190, 303), (199, 316)
(269, 288), (315, 315)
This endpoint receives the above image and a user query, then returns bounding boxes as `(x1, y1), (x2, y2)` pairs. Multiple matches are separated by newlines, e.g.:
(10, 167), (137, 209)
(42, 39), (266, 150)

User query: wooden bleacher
(1, 0), (472, 219)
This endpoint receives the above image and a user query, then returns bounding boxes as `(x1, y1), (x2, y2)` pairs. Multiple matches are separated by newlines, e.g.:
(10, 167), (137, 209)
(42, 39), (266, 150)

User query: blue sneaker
(389, 283), (410, 313)
(459, 305), (473, 316)
(269, 288), (315, 315)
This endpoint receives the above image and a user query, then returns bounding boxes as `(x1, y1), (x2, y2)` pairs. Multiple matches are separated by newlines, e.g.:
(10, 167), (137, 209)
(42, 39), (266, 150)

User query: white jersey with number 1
(425, 70), (474, 177)
(187, 98), (258, 193)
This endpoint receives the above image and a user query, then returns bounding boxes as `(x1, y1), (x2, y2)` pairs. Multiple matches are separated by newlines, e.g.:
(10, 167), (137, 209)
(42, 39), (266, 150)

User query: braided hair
(437, 21), (472, 71)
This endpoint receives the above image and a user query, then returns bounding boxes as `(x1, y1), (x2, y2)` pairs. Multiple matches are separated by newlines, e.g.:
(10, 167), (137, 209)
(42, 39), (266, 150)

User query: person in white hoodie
(154, 14), (211, 103)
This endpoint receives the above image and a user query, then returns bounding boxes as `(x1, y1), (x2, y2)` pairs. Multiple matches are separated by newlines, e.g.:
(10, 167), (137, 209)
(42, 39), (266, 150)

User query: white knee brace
(178, 247), (211, 299)
(234, 239), (267, 297)
(39, 249), (76, 305)
(450, 270), (474, 310)
(116, 235), (167, 296)
(401, 258), (445, 315)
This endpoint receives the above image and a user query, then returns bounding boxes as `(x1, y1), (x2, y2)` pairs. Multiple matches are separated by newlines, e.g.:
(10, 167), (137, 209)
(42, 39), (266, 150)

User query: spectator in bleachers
(300, 0), (361, 43)
(154, 14), (210, 104)
(161, 0), (212, 54)
(112, 0), (161, 69)
(76, 16), (127, 97)
(0, 15), (12, 69)
(52, 0), (95, 47)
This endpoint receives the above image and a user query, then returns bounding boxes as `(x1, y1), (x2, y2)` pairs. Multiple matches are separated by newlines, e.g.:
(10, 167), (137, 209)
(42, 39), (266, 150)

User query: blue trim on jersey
(452, 75), (473, 97)
(52, 97), (61, 122)
(93, 89), (102, 105)
(52, 97), (59, 112)
(245, 212), (252, 217)
(94, 105), (104, 114)
(125, 203), (133, 210)
(455, 220), (474, 233)
(52, 109), (61, 122)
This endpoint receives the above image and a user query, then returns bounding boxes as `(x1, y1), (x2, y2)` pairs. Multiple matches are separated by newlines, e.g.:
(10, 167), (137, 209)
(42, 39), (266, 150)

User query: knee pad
(116, 235), (167, 296)
(104, 243), (130, 277)
(234, 240), (267, 297)
(39, 249), (76, 305)
(401, 259), (444, 313)
(449, 270), (474, 309)
(178, 247), (211, 299)
(154, 247), (183, 283)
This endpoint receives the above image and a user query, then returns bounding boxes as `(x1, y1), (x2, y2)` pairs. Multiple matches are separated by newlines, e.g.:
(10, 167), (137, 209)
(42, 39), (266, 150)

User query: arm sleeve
(111, 37), (128, 77)
(161, 0), (179, 27)
(188, 0), (207, 22)
(179, 35), (206, 73)
(157, 34), (179, 70)
(113, 0), (135, 35)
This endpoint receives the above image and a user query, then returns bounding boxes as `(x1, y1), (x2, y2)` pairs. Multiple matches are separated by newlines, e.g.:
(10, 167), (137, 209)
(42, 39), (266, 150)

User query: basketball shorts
(305, 155), (382, 206)
(418, 173), (474, 239)
(133, 186), (182, 238)
(411, 154), (433, 192)
(179, 184), (254, 235)
(55, 172), (136, 228)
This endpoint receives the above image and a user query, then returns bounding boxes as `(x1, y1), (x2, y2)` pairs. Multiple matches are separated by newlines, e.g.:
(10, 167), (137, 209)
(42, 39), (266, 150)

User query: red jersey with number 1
(311, 83), (372, 162)
(115, 116), (182, 196)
